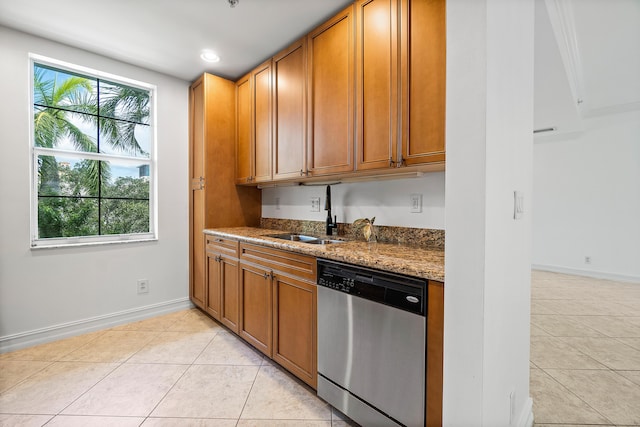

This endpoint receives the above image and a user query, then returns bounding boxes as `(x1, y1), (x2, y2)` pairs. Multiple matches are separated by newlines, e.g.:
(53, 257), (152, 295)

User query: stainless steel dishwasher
(317, 259), (426, 427)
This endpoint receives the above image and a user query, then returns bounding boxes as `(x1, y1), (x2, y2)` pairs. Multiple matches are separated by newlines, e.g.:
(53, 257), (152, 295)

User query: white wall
(262, 173), (445, 229)
(0, 26), (191, 351)
(533, 110), (640, 282)
(445, 1), (534, 426)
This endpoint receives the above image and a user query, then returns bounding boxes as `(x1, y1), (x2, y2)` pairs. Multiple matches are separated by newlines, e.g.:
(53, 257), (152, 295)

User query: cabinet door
(400, 0), (446, 166)
(189, 77), (206, 309)
(273, 39), (307, 180)
(236, 73), (253, 184)
(307, 5), (355, 176)
(426, 280), (444, 426)
(253, 60), (273, 183)
(220, 256), (240, 333)
(206, 253), (221, 320)
(272, 273), (317, 389)
(239, 262), (272, 356)
(356, 0), (399, 171)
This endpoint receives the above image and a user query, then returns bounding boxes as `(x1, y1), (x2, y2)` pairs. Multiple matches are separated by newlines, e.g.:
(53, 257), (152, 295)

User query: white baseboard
(0, 297), (194, 354)
(532, 264), (640, 284)
(516, 397), (534, 427)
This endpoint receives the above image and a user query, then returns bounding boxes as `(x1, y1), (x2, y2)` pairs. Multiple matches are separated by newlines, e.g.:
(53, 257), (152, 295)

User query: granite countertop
(204, 227), (444, 282)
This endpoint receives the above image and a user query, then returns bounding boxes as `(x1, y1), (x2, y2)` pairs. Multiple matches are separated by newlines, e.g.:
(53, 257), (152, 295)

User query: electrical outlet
(137, 279), (149, 294)
(275, 197), (281, 211)
(585, 256), (591, 264)
(410, 194), (422, 213)
(311, 197), (321, 212)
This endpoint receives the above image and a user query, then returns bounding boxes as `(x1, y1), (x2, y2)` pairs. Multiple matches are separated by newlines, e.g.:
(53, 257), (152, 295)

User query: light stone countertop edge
(204, 227), (444, 282)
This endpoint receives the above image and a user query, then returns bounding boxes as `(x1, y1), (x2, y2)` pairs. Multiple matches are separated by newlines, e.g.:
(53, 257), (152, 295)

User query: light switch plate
(514, 191), (524, 219)
(311, 197), (321, 212)
(410, 193), (422, 213)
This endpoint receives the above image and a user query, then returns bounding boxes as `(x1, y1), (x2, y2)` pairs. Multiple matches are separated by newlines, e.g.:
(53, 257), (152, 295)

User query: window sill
(31, 236), (158, 250)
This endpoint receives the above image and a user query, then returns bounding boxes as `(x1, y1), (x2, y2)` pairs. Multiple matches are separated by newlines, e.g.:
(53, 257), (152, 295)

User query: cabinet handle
(263, 272), (269, 279)
(214, 238), (223, 243)
(215, 255), (222, 262)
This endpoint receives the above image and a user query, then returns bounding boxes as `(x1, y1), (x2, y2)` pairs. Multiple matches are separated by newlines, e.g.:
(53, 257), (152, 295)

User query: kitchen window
(30, 55), (156, 248)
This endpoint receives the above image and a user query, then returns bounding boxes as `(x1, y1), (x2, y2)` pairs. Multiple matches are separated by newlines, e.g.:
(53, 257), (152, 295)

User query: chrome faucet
(325, 185), (337, 235)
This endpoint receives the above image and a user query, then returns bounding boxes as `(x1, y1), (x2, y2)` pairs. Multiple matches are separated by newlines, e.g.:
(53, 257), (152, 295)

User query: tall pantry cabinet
(189, 73), (261, 309)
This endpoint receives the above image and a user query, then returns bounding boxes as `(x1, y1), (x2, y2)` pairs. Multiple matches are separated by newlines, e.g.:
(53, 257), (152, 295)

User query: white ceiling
(1, 0), (638, 132)
(534, 0), (640, 137)
(0, 0), (352, 82)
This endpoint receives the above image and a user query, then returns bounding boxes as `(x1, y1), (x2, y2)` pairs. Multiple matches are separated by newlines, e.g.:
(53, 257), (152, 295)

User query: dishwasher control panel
(317, 259), (426, 316)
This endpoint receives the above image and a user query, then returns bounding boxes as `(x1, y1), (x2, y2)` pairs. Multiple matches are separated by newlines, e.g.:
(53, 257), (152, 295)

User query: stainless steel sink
(265, 233), (318, 242)
(305, 239), (345, 244)
(265, 233), (345, 245)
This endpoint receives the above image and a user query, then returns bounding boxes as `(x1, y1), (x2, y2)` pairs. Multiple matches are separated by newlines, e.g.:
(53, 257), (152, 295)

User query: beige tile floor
(2, 271), (639, 427)
(0, 309), (356, 426)
(531, 270), (640, 426)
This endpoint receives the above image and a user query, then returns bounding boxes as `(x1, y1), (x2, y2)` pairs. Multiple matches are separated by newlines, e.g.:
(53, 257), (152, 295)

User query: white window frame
(29, 54), (158, 248)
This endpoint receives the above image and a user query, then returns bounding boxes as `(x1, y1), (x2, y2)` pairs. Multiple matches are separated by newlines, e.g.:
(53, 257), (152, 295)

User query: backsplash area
(261, 218), (445, 250)
(261, 172), (445, 230)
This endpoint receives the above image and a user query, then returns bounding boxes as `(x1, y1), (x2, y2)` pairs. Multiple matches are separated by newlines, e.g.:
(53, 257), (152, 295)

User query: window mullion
(97, 78), (102, 236)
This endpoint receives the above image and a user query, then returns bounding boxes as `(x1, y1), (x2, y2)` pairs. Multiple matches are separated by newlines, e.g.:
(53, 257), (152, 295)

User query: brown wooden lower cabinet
(272, 273), (317, 388)
(203, 236), (442, 403)
(236, 242), (318, 389)
(426, 280), (444, 427)
(205, 236), (240, 333)
(239, 262), (273, 356)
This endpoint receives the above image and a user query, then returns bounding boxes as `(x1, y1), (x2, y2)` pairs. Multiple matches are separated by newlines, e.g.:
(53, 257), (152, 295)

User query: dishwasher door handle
(355, 274), (374, 284)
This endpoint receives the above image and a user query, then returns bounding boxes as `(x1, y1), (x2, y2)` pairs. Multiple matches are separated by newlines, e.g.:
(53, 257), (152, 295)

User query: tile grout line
(41, 311), (193, 424)
(235, 353), (265, 425)
(0, 360), (55, 397)
(139, 324), (221, 423)
(539, 366), (615, 424)
(46, 360), (124, 423)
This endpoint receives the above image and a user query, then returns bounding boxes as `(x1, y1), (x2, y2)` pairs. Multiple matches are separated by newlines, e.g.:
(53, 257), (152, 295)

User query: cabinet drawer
(206, 235), (239, 258)
(240, 243), (316, 281)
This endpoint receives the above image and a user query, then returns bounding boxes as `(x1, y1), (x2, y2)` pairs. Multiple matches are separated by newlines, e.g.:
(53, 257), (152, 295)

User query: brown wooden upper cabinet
(307, 4), (355, 176)
(355, 0), (399, 171)
(235, 74), (252, 184)
(357, 0), (445, 171)
(235, 0), (445, 185)
(400, 0), (446, 166)
(235, 60), (273, 184)
(273, 39), (308, 181)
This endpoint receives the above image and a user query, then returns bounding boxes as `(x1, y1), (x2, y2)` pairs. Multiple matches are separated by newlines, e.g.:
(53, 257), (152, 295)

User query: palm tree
(97, 83), (150, 157)
(34, 67), (99, 194)
(34, 66), (150, 191)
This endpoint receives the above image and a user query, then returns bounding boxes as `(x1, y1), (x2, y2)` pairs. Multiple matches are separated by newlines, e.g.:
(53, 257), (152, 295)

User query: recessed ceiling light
(200, 50), (220, 63)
